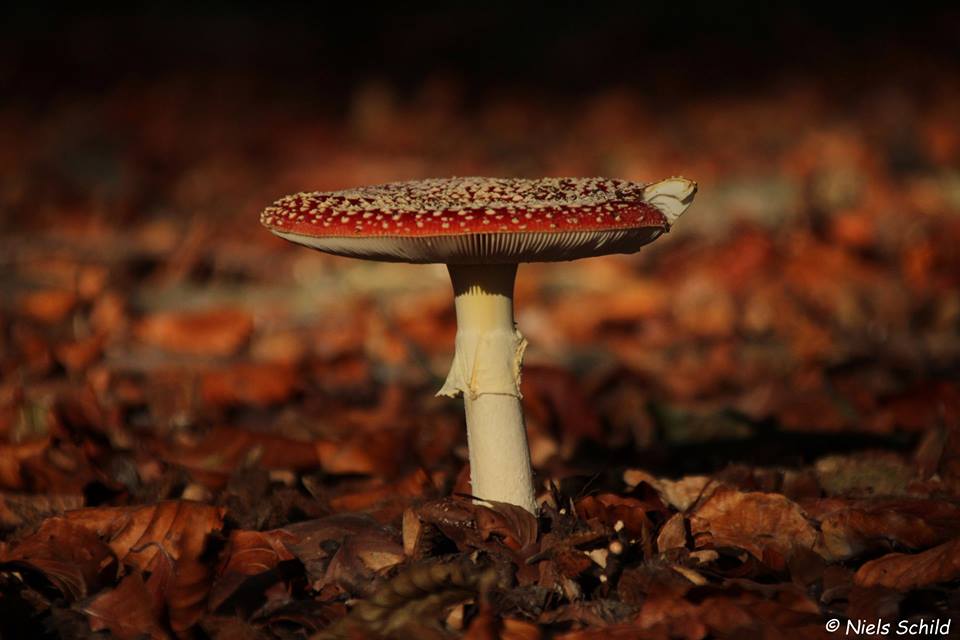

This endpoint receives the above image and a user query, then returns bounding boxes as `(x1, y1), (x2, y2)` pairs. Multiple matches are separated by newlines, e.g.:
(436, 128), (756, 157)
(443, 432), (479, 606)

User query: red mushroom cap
(261, 177), (694, 264)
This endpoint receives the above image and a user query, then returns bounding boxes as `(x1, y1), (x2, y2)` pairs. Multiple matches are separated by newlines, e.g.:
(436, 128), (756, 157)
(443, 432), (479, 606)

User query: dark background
(4, 3), (958, 105)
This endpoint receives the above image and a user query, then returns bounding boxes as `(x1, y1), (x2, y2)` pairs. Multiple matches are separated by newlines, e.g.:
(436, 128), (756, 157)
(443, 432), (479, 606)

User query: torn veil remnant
(261, 177), (696, 513)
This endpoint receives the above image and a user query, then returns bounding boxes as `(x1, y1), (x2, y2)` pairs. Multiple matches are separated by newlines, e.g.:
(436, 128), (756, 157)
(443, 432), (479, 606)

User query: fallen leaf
(200, 362), (298, 407)
(65, 501), (225, 634)
(690, 488), (818, 568)
(474, 499), (539, 551)
(19, 290), (77, 325)
(655, 475), (720, 512)
(402, 507), (423, 558)
(327, 468), (433, 516)
(854, 538), (960, 591)
(576, 493), (659, 540)
(0, 438), (51, 490)
(54, 335), (104, 373)
(283, 513), (402, 593)
(522, 365), (603, 443)
(322, 532), (405, 595)
(804, 497), (960, 561)
(135, 308), (253, 356)
(0, 492), (84, 530)
(656, 513), (688, 553)
(416, 497), (538, 555)
(315, 432), (408, 476)
(636, 585), (827, 639)
(160, 426), (323, 478)
(79, 571), (169, 640)
(2, 517), (116, 600)
(209, 528), (297, 611)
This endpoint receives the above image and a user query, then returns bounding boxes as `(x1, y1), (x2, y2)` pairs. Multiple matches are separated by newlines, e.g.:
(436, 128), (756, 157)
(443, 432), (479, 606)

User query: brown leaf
(11, 439), (99, 495)
(315, 435), (404, 476)
(283, 513), (403, 594)
(200, 615), (268, 640)
(135, 308), (253, 356)
(89, 291), (128, 336)
(689, 488), (817, 569)
(199, 362), (298, 407)
(551, 548), (594, 579)
(475, 499), (539, 551)
(656, 513), (688, 553)
(0, 438), (50, 490)
(854, 538), (960, 591)
(327, 468), (433, 516)
(79, 571), (169, 640)
(880, 381), (959, 434)
(522, 365), (603, 443)
(54, 335), (105, 373)
(671, 273), (737, 338)
(65, 501), (225, 634)
(465, 604), (542, 640)
(618, 560), (695, 605)
(555, 625), (661, 640)
(221, 529), (296, 576)
(0, 492), (84, 530)
(9, 322), (55, 375)
(416, 497), (538, 555)
(160, 426), (323, 478)
(64, 501), (224, 568)
(804, 497), (960, 561)
(462, 603), (500, 640)
(846, 584), (903, 623)
(631, 473), (721, 513)
(402, 507), (423, 558)
(209, 529), (297, 611)
(576, 493), (660, 540)
(19, 290), (77, 324)
(3, 517), (117, 600)
(322, 532), (405, 596)
(636, 585), (827, 639)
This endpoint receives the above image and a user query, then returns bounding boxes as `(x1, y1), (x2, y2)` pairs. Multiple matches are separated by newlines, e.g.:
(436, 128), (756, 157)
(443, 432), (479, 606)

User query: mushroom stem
(439, 263), (537, 514)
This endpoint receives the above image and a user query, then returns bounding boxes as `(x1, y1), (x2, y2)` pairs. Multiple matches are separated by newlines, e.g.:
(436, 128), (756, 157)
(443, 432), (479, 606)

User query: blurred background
(2, 3), (959, 488)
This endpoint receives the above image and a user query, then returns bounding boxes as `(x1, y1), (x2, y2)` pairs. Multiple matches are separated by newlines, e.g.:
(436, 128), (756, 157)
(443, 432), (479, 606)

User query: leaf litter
(2, 60), (960, 638)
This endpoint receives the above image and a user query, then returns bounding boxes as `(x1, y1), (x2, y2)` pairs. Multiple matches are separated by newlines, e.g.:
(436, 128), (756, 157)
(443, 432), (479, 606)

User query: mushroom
(260, 177), (696, 513)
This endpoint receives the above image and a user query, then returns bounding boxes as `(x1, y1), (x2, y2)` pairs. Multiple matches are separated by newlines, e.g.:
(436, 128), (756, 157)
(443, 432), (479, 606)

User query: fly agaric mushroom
(261, 177), (696, 513)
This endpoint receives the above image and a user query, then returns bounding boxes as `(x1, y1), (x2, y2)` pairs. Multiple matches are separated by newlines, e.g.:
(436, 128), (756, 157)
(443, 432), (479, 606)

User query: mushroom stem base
(439, 263), (537, 514)
(464, 393), (536, 513)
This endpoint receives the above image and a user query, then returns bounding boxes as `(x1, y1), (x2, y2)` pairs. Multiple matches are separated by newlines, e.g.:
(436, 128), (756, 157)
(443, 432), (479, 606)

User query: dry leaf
(2, 517), (116, 600)
(417, 497), (538, 555)
(160, 425), (323, 477)
(0, 492), (84, 529)
(200, 362), (298, 407)
(805, 497), (960, 561)
(690, 488), (817, 568)
(65, 501), (225, 634)
(209, 528), (297, 610)
(135, 308), (253, 356)
(283, 513), (403, 593)
(79, 571), (169, 640)
(0, 439), (51, 491)
(854, 538), (960, 591)
(19, 290), (77, 325)
(576, 493), (659, 540)
(657, 513), (688, 553)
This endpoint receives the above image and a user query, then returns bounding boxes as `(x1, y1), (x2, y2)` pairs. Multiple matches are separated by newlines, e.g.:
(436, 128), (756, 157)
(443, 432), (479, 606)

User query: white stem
(437, 263), (537, 514)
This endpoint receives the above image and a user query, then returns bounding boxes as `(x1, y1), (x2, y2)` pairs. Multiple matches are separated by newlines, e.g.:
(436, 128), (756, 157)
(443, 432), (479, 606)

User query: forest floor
(1, 71), (960, 638)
